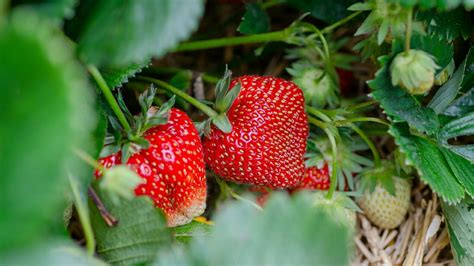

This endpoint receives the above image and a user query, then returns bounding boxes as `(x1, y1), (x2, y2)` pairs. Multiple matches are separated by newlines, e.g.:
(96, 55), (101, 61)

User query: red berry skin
(336, 68), (355, 96)
(294, 164), (330, 191)
(96, 109), (207, 227)
(203, 76), (309, 188)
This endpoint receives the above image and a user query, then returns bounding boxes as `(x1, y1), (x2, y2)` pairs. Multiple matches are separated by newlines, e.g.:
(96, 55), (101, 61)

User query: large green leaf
(11, 0), (77, 24)
(440, 148), (474, 197)
(69, 0), (204, 66)
(390, 123), (464, 203)
(391, 0), (472, 10)
(90, 187), (173, 265)
(441, 197), (474, 266)
(438, 112), (474, 161)
(285, 0), (358, 24)
(443, 88), (474, 117)
(0, 10), (95, 251)
(417, 8), (473, 41)
(0, 240), (105, 265)
(238, 3), (270, 35)
(156, 193), (352, 265)
(429, 58), (467, 114)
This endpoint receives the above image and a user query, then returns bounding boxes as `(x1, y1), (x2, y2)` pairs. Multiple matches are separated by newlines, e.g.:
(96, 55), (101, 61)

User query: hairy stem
(405, 8), (413, 53)
(350, 124), (381, 168)
(88, 186), (118, 227)
(88, 65), (132, 132)
(320, 11), (363, 34)
(67, 173), (95, 255)
(138, 77), (218, 118)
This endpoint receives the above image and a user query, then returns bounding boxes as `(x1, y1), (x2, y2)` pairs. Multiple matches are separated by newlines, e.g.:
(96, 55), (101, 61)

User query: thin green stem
(138, 77), (218, 118)
(350, 124), (381, 168)
(306, 106), (332, 122)
(347, 100), (378, 111)
(67, 173), (96, 256)
(174, 30), (289, 52)
(405, 8), (413, 53)
(73, 148), (103, 171)
(215, 178), (263, 211)
(308, 117), (327, 129)
(320, 11), (363, 34)
(335, 117), (390, 127)
(324, 129), (338, 199)
(262, 0), (283, 9)
(88, 65), (132, 132)
(173, 11), (362, 52)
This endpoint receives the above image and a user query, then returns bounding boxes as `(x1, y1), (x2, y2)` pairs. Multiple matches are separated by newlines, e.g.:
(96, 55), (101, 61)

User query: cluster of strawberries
(95, 75), (333, 227)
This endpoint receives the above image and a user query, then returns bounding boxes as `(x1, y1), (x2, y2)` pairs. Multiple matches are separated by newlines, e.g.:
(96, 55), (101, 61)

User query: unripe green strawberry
(358, 176), (411, 229)
(390, 49), (440, 95)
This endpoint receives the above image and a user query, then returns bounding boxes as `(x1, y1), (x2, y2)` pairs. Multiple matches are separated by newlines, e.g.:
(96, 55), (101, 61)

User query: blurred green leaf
(69, 0), (204, 66)
(390, 123), (465, 203)
(443, 88), (474, 117)
(285, 0), (357, 24)
(156, 193), (352, 265)
(11, 0), (77, 24)
(389, 0), (471, 10)
(238, 3), (270, 35)
(0, 10), (95, 251)
(172, 220), (212, 244)
(0, 240), (105, 265)
(441, 197), (474, 266)
(90, 187), (172, 265)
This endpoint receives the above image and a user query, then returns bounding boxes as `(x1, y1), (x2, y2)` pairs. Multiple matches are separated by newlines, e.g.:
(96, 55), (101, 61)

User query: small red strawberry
(96, 89), (206, 227)
(293, 164), (330, 191)
(203, 75), (309, 188)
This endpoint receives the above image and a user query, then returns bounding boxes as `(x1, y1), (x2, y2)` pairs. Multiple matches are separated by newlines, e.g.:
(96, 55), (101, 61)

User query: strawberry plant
(1, 0), (473, 265)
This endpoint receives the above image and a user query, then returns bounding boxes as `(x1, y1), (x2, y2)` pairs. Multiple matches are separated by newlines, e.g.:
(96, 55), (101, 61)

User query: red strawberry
(96, 108), (206, 227)
(203, 76), (309, 188)
(294, 164), (330, 191)
(336, 68), (355, 96)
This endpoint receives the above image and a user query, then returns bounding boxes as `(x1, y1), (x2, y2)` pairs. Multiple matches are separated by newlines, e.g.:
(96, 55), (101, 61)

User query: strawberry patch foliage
(1, 0), (473, 265)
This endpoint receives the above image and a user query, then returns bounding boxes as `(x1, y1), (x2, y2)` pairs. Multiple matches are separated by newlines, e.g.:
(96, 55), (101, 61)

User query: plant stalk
(138, 76), (219, 118)
(88, 186), (118, 227)
(88, 65), (132, 132)
(405, 8), (413, 53)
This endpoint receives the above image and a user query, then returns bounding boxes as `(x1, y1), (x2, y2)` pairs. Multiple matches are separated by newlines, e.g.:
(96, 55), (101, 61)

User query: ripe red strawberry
(96, 108), (206, 227)
(294, 164), (330, 191)
(203, 76), (309, 188)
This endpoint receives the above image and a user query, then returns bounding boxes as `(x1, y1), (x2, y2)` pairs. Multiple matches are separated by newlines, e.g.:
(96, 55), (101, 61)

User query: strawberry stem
(88, 65), (132, 133)
(349, 124), (381, 168)
(174, 30), (290, 52)
(215, 177), (263, 211)
(405, 8), (413, 53)
(88, 186), (118, 227)
(67, 173), (96, 256)
(173, 11), (362, 52)
(138, 76), (219, 118)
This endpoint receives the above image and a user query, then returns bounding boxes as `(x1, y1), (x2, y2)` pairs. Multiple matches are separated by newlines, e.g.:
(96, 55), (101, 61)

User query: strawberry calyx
(358, 160), (399, 196)
(195, 67), (242, 135)
(101, 86), (176, 163)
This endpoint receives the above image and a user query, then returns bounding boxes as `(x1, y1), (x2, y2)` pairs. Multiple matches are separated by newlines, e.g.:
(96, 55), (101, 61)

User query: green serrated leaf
(417, 7), (473, 41)
(440, 148), (474, 197)
(441, 197), (474, 266)
(443, 88), (474, 117)
(429, 59), (466, 113)
(212, 114), (233, 133)
(285, 0), (358, 24)
(439, 112), (474, 141)
(69, 0), (204, 66)
(0, 9), (96, 251)
(90, 188), (173, 265)
(156, 192), (352, 265)
(101, 61), (150, 89)
(389, 123), (465, 203)
(238, 3), (270, 35)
